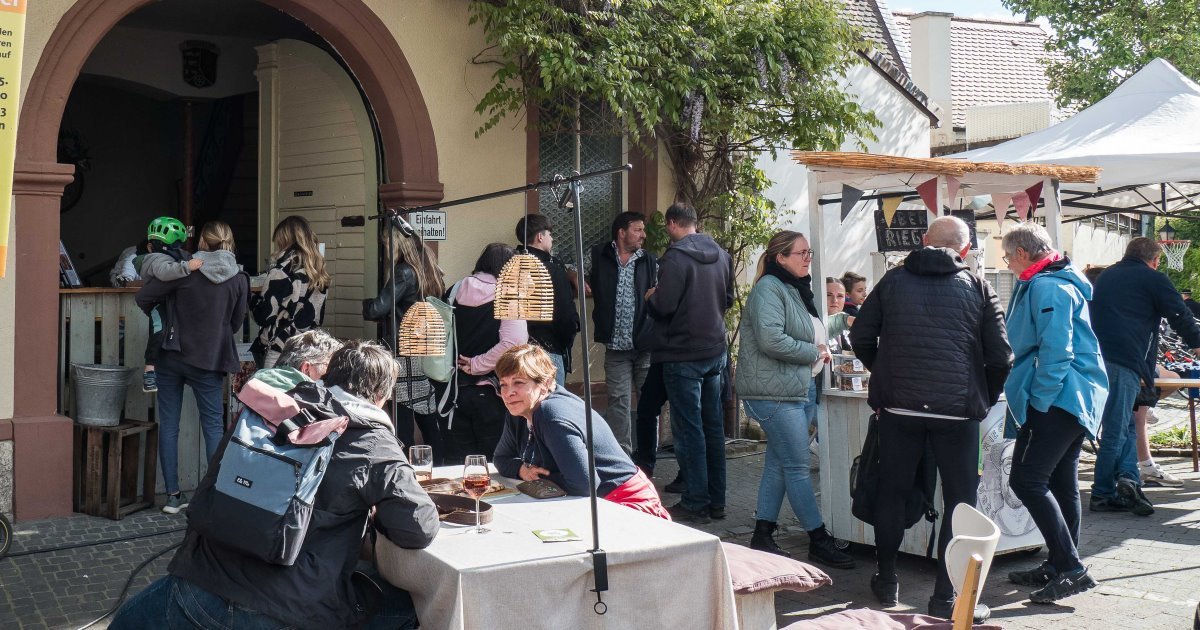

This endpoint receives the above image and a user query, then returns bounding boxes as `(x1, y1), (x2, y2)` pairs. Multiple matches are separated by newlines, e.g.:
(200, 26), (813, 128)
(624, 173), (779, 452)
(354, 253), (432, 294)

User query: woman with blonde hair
(251, 215), (330, 368)
(363, 227), (446, 456)
(735, 230), (854, 568)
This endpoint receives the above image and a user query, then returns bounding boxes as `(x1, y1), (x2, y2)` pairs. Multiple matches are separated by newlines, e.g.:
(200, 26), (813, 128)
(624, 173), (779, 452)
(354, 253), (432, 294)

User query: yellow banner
(0, 0), (25, 278)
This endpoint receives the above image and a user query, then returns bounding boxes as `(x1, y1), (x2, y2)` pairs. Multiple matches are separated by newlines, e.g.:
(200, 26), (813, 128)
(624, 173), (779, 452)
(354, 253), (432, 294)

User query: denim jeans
(548, 352), (567, 387)
(111, 574), (418, 630)
(744, 398), (823, 530)
(156, 353), (226, 495)
(603, 348), (651, 455)
(1092, 362), (1141, 499)
(1009, 405), (1086, 574)
(803, 375), (819, 432)
(632, 362), (668, 473)
(663, 354), (727, 511)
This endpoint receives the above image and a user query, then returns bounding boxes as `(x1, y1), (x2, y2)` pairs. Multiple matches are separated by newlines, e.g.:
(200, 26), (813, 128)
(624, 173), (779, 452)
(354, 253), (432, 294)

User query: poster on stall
(0, 0), (27, 278)
(977, 402), (1045, 552)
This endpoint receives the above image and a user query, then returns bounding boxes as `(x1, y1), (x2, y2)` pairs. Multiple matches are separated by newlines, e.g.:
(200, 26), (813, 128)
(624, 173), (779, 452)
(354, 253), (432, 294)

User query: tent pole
(1045, 178), (1063, 249)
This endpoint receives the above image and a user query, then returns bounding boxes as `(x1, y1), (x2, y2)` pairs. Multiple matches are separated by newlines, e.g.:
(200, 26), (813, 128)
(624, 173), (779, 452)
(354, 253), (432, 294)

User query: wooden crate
(73, 421), (158, 520)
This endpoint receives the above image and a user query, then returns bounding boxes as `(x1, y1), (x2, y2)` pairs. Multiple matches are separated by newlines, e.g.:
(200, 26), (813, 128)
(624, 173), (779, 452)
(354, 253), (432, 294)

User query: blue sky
(892, 0), (1021, 21)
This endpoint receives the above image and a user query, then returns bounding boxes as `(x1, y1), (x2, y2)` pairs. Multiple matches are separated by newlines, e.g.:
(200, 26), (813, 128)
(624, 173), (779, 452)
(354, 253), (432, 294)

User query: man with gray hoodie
(645, 203), (735, 524)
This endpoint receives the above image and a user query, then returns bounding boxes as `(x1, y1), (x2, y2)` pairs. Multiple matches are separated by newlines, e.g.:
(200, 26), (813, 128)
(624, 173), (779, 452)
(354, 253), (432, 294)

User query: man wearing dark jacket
(517, 213), (579, 386)
(850, 216), (1012, 622)
(1089, 238), (1200, 515)
(112, 340), (440, 630)
(646, 203), (734, 524)
(588, 211), (658, 455)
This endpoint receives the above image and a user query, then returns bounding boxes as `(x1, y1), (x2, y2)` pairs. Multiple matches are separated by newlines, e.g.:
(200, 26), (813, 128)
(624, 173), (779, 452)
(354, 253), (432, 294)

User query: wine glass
(462, 455), (491, 534)
(409, 445), (433, 482)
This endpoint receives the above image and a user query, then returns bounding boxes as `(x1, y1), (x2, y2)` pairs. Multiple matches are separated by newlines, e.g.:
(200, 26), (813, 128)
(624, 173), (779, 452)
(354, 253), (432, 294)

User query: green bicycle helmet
(147, 216), (187, 245)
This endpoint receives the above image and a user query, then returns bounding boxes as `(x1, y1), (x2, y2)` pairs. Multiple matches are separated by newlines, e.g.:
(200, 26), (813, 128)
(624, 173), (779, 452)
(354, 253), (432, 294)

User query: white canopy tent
(952, 58), (1200, 219)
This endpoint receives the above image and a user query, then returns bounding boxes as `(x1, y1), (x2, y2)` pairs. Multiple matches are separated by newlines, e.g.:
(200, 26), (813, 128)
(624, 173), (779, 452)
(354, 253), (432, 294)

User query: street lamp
(1159, 220), (1177, 242)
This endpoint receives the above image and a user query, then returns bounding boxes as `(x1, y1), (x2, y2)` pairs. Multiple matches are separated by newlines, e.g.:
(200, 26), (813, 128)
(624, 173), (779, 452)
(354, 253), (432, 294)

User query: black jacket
(644, 233), (734, 363)
(587, 242), (658, 347)
(169, 384), (439, 630)
(362, 262), (421, 351)
(521, 246), (579, 358)
(850, 247), (1012, 419)
(1091, 255), (1200, 384)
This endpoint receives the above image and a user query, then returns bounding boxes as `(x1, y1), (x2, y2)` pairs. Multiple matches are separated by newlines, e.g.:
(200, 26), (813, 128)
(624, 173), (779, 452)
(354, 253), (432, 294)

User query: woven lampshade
(397, 301), (447, 356)
(494, 253), (555, 321)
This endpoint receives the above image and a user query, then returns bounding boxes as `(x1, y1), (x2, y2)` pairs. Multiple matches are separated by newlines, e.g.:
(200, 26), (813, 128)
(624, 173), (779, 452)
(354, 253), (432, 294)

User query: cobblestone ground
(2, 409), (1198, 629)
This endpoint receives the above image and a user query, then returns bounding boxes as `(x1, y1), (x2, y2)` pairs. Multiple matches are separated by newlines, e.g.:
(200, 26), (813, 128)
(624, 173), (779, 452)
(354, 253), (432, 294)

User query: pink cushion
(722, 542), (832, 594)
(783, 609), (1005, 630)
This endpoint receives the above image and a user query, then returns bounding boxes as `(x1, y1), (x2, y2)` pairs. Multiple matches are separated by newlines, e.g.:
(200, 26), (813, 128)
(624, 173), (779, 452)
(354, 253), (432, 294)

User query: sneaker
(664, 475), (687, 494)
(142, 370), (158, 393)
(1089, 494), (1131, 512)
(1029, 567), (1097, 604)
(666, 502), (711, 525)
(1146, 407), (1160, 425)
(1141, 463), (1184, 487)
(1116, 478), (1155, 516)
(707, 506), (726, 520)
(809, 438), (820, 471)
(1009, 561), (1057, 587)
(928, 596), (990, 623)
(870, 573), (899, 606)
(809, 534), (855, 569)
(162, 493), (189, 515)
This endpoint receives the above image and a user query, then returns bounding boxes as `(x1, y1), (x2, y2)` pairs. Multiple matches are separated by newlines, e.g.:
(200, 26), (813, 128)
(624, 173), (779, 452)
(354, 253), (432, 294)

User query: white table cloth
(375, 466), (739, 630)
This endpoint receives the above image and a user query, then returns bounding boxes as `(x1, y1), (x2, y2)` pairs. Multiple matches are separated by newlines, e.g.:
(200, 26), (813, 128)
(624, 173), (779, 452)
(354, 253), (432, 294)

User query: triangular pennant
(992, 193), (1012, 233)
(881, 195), (902, 227)
(1024, 181), (1045, 215)
(841, 185), (865, 223)
(1013, 192), (1031, 221)
(945, 177), (961, 215)
(916, 178), (939, 216)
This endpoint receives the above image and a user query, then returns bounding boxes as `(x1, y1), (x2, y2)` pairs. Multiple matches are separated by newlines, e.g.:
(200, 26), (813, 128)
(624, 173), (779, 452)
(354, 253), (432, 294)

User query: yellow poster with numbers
(0, 0), (24, 278)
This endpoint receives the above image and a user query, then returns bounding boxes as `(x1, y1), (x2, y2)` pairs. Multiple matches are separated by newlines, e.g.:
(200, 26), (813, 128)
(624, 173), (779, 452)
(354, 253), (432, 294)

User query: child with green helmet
(134, 216), (202, 393)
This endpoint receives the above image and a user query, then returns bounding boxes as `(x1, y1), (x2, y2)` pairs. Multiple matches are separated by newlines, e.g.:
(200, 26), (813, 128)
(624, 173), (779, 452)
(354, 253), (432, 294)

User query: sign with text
(873, 209), (977, 252)
(0, 0), (27, 278)
(411, 211), (447, 241)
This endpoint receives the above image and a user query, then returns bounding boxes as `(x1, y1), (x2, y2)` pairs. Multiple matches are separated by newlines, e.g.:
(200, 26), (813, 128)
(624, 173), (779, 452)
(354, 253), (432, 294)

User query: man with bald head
(851, 216), (1012, 622)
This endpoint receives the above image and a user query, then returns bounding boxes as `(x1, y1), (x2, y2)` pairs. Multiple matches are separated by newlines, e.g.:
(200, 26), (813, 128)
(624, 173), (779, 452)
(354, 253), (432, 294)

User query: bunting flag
(1024, 181), (1045, 216)
(840, 185), (865, 223)
(916, 177), (939, 218)
(992, 193), (1013, 233)
(881, 195), (903, 227)
(945, 177), (961, 215)
(0, 0), (27, 278)
(1013, 192), (1031, 221)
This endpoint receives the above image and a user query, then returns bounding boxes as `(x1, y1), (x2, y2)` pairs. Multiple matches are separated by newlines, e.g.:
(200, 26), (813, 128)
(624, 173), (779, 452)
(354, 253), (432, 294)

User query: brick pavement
(2, 447), (1197, 629)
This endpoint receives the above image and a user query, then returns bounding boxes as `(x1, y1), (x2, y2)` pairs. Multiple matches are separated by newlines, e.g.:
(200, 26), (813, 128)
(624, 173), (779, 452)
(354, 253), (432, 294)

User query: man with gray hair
(1089, 237), (1200, 516)
(851, 215), (1012, 622)
(1001, 222), (1106, 604)
(277, 329), (343, 382)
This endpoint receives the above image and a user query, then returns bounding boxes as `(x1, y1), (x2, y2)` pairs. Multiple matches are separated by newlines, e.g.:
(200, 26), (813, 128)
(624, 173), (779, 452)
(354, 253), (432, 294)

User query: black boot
(807, 525), (856, 569)
(749, 520), (791, 557)
(664, 473), (687, 494)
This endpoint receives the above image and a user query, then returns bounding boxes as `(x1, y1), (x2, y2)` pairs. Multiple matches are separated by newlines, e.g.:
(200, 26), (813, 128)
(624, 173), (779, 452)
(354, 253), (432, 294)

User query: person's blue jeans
(156, 352), (226, 495)
(111, 574), (418, 629)
(744, 398), (823, 530)
(663, 353), (727, 512)
(1092, 362), (1141, 499)
(549, 352), (567, 387)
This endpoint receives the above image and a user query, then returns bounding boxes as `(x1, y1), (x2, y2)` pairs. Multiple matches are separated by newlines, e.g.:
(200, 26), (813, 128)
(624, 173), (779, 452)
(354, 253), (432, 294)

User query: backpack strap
(436, 281), (462, 426)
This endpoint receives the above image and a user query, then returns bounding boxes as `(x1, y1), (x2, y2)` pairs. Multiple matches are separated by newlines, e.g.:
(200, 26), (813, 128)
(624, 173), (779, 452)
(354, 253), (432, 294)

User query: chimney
(908, 12), (953, 122)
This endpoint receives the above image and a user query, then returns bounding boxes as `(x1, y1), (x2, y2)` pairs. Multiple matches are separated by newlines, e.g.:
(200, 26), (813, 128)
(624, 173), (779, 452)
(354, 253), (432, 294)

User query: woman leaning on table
(735, 230), (855, 570)
(492, 344), (670, 520)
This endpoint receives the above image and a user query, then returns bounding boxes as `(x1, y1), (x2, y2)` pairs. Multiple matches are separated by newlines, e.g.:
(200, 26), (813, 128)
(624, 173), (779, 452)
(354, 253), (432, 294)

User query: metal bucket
(72, 364), (136, 427)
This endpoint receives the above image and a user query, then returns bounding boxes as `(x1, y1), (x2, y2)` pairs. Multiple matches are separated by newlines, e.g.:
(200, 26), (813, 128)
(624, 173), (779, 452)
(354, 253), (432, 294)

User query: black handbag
(850, 413), (939, 556)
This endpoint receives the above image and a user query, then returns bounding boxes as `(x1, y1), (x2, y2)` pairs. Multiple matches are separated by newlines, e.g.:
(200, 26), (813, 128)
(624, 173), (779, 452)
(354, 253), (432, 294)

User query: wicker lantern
(397, 301), (447, 356)
(494, 253), (555, 321)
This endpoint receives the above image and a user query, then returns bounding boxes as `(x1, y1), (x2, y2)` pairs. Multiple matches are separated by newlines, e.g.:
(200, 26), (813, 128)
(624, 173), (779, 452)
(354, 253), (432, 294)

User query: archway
(9, 0), (443, 519)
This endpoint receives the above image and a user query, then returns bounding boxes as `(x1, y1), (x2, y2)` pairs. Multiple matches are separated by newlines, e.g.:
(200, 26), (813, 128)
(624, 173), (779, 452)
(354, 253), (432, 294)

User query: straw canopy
(397, 301), (447, 356)
(792, 151), (1101, 184)
(495, 253), (555, 321)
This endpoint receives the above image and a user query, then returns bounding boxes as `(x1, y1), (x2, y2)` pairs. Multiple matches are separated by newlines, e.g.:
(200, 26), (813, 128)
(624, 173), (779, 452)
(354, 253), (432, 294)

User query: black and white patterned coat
(250, 249), (328, 356)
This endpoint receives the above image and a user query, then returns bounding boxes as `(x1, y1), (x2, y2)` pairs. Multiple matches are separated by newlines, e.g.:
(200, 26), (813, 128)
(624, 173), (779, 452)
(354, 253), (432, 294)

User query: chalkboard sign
(873, 209), (977, 252)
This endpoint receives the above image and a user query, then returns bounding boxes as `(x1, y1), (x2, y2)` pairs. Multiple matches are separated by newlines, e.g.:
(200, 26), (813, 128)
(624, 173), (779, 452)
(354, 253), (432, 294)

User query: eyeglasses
(1002, 254), (1010, 265)
(784, 249), (814, 258)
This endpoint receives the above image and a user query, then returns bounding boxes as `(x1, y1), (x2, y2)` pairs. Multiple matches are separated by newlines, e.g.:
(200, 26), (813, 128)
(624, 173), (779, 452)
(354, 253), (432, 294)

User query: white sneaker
(809, 438), (820, 471)
(1140, 463), (1184, 487)
(1146, 408), (1160, 425)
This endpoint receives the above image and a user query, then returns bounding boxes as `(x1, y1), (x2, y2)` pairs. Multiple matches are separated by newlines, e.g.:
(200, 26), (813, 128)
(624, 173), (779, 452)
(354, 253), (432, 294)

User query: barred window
(537, 114), (623, 268)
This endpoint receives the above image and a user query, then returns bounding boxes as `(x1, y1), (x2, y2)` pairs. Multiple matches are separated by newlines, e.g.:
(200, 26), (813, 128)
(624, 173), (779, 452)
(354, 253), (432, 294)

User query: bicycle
(0, 511), (10, 557)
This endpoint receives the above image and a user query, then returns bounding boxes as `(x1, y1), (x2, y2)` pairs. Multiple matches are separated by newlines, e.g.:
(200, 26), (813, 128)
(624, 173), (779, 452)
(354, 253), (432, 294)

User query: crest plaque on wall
(180, 40), (220, 88)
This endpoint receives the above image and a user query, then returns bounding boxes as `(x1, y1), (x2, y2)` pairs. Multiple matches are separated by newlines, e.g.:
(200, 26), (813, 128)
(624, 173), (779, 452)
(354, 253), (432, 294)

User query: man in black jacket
(1089, 238), (1200, 516)
(517, 214), (580, 386)
(850, 216), (1012, 622)
(646, 203), (734, 524)
(588, 211), (658, 455)
(112, 340), (440, 630)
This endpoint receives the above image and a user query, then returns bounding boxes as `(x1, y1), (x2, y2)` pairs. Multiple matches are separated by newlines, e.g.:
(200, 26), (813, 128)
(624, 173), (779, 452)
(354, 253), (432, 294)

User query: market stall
(793, 151), (1101, 556)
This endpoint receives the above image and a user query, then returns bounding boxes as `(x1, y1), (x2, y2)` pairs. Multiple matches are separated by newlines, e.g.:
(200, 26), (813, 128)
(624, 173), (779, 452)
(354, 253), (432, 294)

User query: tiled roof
(840, 0), (908, 77)
(892, 13), (1064, 128)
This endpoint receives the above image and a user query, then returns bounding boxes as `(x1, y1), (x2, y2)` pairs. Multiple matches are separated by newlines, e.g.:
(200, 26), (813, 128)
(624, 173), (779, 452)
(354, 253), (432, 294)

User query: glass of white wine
(409, 445), (433, 482)
(462, 455), (491, 534)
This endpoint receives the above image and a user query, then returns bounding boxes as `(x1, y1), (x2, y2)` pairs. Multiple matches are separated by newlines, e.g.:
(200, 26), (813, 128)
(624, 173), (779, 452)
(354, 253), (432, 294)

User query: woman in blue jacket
(1001, 222), (1107, 605)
